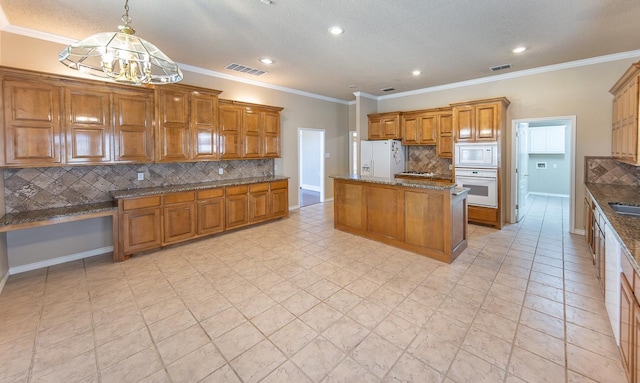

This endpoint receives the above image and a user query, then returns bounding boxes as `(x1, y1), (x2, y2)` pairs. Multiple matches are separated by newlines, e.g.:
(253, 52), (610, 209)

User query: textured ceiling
(1, 0), (640, 101)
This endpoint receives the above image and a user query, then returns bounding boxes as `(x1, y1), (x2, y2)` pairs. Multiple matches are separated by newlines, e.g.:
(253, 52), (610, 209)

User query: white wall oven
(455, 168), (498, 208)
(455, 142), (498, 168)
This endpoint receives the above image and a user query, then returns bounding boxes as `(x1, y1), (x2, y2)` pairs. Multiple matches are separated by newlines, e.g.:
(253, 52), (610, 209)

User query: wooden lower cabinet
(620, 252), (640, 383)
(118, 180), (288, 258)
(333, 178), (467, 263)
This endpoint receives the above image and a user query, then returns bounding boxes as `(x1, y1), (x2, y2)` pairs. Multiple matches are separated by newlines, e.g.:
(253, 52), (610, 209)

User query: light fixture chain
(122, 0), (132, 25)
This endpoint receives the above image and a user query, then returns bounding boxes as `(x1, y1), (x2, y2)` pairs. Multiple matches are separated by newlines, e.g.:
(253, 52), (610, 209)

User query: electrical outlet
(218, 168), (224, 175)
(137, 172), (144, 181)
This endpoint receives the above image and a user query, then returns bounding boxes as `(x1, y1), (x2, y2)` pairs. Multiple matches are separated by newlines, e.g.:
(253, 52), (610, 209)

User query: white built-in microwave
(454, 142), (498, 168)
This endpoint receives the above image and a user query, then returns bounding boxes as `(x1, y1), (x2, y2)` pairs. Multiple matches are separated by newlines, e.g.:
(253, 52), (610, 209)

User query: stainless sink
(609, 202), (640, 217)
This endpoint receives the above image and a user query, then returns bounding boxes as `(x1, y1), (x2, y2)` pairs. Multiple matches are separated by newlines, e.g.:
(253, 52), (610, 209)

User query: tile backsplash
(585, 156), (639, 186)
(4, 160), (273, 213)
(406, 146), (452, 178)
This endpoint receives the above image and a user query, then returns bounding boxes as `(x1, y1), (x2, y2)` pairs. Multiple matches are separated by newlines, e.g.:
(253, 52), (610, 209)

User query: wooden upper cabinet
(113, 89), (154, 163)
(64, 88), (112, 164)
(156, 87), (190, 162)
(368, 112), (401, 140)
(156, 85), (221, 162)
(263, 110), (281, 158)
(452, 98), (509, 142)
(437, 112), (453, 158)
(2, 79), (63, 166)
(191, 92), (219, 160)
(219, 99), (283, 160)
(401, 111), (437, 145)
(219, 102), (243, 160)
(610, 62), (640, 166)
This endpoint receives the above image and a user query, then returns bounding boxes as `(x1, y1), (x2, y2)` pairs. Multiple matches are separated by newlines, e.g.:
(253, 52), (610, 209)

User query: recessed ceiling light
(512, 46), (527, 53)
(260, 0), (272, 4)
(412, 70), (421, 76)
(328, 26), (344, 35)
(259, 58), (274, 64)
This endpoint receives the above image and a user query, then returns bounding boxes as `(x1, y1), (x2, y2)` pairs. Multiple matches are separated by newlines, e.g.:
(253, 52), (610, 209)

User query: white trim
(378, 50), (640, 101)
(574, 229), (586, 236)
(324, 198), (334, 203)
(353, 91), (379, 100)
(0, 269), (9, 294)
(528, 192), (570, 198)
(2, 24), (74, 45)
(9, 246), (112, 275)
(300, 184), (322, 193)
(290, 204), (300, 210)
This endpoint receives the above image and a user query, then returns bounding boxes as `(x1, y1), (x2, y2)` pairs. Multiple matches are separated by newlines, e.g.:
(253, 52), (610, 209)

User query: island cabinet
(451, 98), (509, 142)
(155, 84), (222, 162)
(333, 177), (468, 263)
(610, 62), (640, 166)
(0, 66), (155, 167)
(218, 99), (283, 160)
(117, 179), (289, 258)
(368, 112), (402, 140)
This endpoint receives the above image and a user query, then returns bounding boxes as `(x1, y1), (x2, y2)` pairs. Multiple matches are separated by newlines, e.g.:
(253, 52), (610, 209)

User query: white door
(516, 122), (529, 221)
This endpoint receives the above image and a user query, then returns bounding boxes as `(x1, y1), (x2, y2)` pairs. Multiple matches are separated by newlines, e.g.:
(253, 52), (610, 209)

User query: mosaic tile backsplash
(4, 160), (273, 213)
(585, 156), (639, 186)
(406, 146), (453, 178)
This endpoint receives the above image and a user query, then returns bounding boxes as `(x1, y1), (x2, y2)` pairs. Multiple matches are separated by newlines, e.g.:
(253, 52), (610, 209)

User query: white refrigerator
(360, 139), (405, 178)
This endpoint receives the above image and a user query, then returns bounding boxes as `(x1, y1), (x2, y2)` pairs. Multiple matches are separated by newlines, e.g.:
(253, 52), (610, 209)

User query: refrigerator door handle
(371, 159), (374, 177)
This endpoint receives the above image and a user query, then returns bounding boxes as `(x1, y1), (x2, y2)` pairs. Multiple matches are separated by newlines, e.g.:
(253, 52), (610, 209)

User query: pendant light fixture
(58, 0), (182, 85)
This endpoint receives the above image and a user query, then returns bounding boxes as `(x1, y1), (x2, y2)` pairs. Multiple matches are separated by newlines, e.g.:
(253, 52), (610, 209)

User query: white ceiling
(1, 0), (640, 101)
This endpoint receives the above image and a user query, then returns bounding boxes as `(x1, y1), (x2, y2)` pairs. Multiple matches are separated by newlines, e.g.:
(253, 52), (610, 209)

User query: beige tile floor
(0, 195), (627, 383)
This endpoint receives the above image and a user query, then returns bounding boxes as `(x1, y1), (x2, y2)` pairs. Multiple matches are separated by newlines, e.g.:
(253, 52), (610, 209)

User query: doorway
(298, 128), (325, 208)
(510, 116), (577, 232)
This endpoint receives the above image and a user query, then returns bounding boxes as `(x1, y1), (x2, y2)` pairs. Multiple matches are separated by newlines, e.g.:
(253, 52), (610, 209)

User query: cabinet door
(453, 106), (474, 142)
(437, 113), (453, 158)
(263, 110), (281, 158)
(368, 116), (383, 139)
(249, 183), (270, 223)
(621, 274), (634, 382)
(381, 116), (400, 139)
(634, 301), (640, 383)
(198, 198), (225, 235)
(163, 202), (196, 244)
(122, 207), (161, 253)
(401, 114), (420, 145)
(475, 103), (499, 141)
(243, 109), (261, 158)
(3, 80), (63, 165)
(270, 187), (288, 218)
(64, 88), (111, 163)
(113, 90), (154, 162)
(156, 88), (190, 162)
(418, 114), (437, 145)
(219, 105), (242, 159)
(192, 92), (219, 160)
(226, 194), (249, 229)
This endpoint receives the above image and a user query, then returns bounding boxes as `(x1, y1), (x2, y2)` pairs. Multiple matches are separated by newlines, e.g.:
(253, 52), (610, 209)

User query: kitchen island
(331, 175), (468, 263)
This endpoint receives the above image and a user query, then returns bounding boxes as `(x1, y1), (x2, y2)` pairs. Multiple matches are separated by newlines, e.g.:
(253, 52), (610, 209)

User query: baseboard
(300, 184), (322, 192)
(528, 192), (570, 198)
(290, 205), (300, 210)
(9, 246), (113, 275)
(0, 269), (9, 294)
(572, 229), (586, 236)
(324, 198), (334, 202)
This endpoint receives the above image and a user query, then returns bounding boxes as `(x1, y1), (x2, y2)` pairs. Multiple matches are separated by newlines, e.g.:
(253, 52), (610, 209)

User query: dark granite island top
(110, 176), (289, 199)
(586, 183), (640, 274)
(330, 174), (458, 191)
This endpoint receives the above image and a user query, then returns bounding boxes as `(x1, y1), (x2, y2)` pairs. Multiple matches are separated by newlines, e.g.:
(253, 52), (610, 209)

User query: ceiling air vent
(225, 63), (267, 76)
(490, 63), (512, 72)
(381, 87), (395, 92)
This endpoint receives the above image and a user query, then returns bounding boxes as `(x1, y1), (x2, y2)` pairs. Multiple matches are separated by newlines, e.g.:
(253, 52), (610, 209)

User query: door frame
(510, 115), (577, 232)
(298, 128), (325, 205)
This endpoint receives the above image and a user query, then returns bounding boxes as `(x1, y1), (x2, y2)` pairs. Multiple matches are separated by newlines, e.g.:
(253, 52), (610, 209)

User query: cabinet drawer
(198, 188), (224, 200)
(122, 196), (161, 211)
(271, 180), (288, 190)
(226, 185), (248, 196)
(164, 191), (195, 205)
(250, 183), (269, 192)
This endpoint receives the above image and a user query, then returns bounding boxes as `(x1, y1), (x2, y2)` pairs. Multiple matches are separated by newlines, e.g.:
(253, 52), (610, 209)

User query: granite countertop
(0, 202), (117, 228)
(330, 174), (457, 191)
(395, 172), (453, 181)
(110, 176), (289, 199)
(585, 183), (640, 274)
